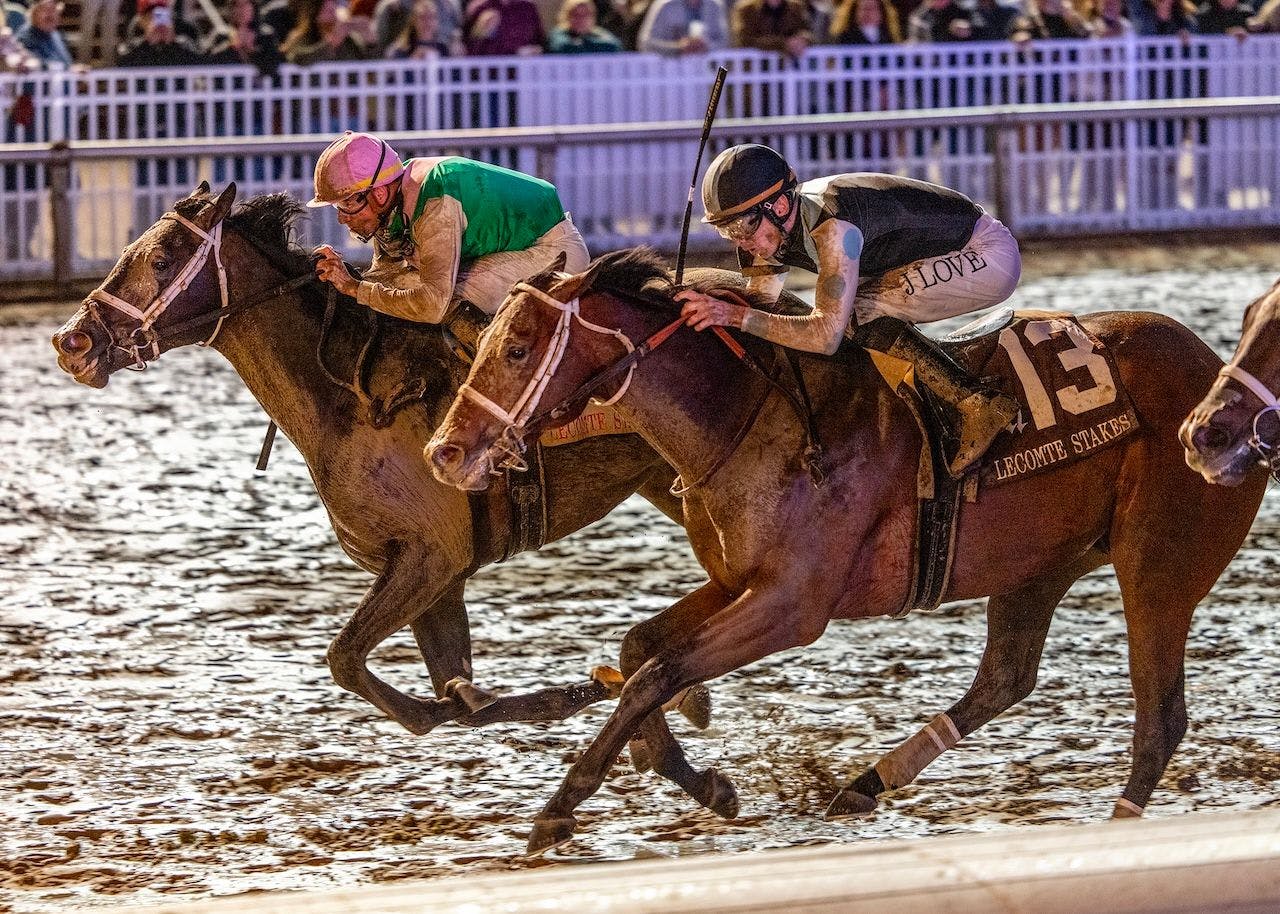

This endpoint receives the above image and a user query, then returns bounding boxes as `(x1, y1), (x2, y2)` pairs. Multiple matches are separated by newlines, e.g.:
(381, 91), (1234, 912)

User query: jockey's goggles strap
(1220, 363), (1280, 409)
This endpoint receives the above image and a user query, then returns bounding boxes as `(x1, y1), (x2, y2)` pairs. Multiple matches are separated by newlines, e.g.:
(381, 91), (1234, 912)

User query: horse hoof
(526, 816), (577, 856)
(629, 737), (653, 774)
(701, 768), (739, 819)
(590, 665), (625, 699)
(678, 685), (712, 730)
(443, 677), (498, 713)
(824, 787), (878, 819)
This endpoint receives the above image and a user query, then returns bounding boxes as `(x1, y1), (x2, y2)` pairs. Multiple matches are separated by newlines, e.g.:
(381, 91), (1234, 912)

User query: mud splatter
(3, 262), (1279, 912)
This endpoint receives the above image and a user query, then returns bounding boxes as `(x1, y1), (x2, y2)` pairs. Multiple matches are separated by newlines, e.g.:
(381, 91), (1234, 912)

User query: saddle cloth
(950, 309), (1140, 488)
(539, 402), (637, 447)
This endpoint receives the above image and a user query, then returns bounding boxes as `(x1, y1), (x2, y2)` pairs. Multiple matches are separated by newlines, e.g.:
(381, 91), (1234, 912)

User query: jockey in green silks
(309, 131), (589, 321)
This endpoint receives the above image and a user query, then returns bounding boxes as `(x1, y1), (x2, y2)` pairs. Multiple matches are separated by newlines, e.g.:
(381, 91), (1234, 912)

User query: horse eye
(153, 258), (170, 271)
(507, 346), (527, 361)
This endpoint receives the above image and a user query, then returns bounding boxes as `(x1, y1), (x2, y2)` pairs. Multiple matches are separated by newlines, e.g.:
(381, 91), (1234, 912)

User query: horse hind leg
(328, 544), (475, 735)
(827, 548), (1106, 817)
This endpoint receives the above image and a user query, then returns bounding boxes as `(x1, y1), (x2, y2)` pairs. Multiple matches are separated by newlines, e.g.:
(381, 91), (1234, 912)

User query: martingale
(978, 314), (1139, 488)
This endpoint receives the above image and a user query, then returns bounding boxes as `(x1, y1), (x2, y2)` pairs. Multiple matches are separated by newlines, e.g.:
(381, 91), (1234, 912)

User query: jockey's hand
(676, 289), (748, 332)
(314, 244), (360, 297)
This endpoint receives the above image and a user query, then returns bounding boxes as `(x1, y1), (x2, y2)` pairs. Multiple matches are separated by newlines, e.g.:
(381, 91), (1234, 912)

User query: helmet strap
(762, 190), (797, 257)
(370, 184), (408, 251)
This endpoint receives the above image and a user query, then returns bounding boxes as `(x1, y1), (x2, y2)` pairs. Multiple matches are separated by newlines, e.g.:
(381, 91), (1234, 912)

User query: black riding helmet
(701, 144), (797, 230)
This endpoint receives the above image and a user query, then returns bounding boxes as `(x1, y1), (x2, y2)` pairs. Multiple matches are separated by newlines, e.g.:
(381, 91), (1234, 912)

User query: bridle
(454, 278), (827, 491)
(85, 209), (315, 372)
(88, 211), (230, 370)
(1217, 361), (1280, 474)
(457, 280), (651, 472)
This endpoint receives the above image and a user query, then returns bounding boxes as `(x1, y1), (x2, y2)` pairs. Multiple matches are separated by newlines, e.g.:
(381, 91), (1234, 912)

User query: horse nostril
(430, 442), (465, 476)
(56, 330), (93, 356)
(1195, 425), (1231, 452)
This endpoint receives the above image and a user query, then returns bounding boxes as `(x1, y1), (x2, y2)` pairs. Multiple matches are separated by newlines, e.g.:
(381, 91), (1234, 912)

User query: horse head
(426, 249), (644, 491)
(53, 181), (239, 388)
(1181, 277), (1280, 485)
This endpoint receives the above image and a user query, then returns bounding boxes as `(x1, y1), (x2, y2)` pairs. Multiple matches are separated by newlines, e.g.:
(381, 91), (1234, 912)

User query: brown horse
(1182, 277), (1280, 486)
(51, 183), (694, 737)
(428, 248), (1265, 853)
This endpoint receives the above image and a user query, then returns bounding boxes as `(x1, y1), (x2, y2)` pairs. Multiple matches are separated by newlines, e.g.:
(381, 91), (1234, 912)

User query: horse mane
(589, 247), (779, 313)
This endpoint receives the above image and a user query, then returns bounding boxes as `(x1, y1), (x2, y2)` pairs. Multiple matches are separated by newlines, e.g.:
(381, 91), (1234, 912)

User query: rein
(1218, 362), (1280, 475)
(465, 279), (825, 490)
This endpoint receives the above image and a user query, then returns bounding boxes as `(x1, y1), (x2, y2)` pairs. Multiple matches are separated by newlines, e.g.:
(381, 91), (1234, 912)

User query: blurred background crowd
(4, 0), (1280, 76)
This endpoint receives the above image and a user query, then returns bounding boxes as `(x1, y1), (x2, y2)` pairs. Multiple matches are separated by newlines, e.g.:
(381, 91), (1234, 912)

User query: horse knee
(325, 636), (365, 692)
(620, 624), (658, 679)
(1007, 668), (1038, 705)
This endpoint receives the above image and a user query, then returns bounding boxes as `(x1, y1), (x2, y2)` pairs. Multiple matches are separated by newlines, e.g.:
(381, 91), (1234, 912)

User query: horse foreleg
(617, 582), (734, 809)
(406, 576), (632, 726)
(827, 548), (1106, 817)
(636, 466), (684, 525)
(328, 543), (470, 735)
(528, 585), (822, 854)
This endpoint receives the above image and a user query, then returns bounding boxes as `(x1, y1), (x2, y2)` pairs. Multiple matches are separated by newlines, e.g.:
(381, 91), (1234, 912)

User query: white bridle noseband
(457, 281), (635, 472)
(1218, 363), (1280, 466)
(88, 211), (230, 369)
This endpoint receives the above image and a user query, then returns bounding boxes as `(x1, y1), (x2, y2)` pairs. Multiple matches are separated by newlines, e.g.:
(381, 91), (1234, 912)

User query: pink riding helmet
(308, 132), (406, 208)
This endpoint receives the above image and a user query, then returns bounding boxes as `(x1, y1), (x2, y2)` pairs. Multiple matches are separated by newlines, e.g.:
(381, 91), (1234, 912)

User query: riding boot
(856, 317), (1020, 478)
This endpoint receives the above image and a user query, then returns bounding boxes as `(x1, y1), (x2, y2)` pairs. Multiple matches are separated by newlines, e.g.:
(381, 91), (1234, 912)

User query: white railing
(3, 98), (1280, 283)
(5, 36), (1280, 145)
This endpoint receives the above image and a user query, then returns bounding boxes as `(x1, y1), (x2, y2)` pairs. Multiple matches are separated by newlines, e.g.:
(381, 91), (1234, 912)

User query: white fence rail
(114, 808), (1280, 914)
(5, 37), (1280, 146)
(4, 97), (1280, 283)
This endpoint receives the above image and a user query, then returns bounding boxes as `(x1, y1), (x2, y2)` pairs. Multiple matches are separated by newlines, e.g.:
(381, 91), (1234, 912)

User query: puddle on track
(4, 264), (1280, 911)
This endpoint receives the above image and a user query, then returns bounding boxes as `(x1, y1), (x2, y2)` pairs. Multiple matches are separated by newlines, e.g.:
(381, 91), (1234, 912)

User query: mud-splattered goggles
(715, 209), (764, 243)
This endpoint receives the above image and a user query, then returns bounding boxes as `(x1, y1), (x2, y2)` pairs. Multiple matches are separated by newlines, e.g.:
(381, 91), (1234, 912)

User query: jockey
(308, 131), (590, 321)
(676, 143), (1021, 477)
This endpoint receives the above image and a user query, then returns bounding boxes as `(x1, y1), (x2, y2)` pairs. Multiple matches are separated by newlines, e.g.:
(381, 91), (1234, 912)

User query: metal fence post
(989, 119), (1018, 235)
(49, 141), (74, 286)
(534, 144), (557, 185)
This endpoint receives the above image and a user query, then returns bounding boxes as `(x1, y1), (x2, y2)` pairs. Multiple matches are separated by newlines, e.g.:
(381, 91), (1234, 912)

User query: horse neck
(596, 291), (793, 487)
(206, 240), (332, 452)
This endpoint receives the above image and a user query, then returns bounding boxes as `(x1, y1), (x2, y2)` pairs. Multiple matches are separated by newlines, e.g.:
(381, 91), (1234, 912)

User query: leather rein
(460, 281), (826, 493)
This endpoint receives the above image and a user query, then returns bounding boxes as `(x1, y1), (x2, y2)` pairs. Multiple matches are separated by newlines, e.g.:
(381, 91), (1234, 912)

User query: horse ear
(196, 180), (211, 196)
(522, 250), (570, 290)
(205, 182), (237, 228)
(551, 257), (603, 302)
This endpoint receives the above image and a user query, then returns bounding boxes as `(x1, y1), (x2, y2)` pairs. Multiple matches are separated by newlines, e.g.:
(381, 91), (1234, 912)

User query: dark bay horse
(1182, 276), (1280, 486)
(427, 248), (1265, 853)
(51, 183), (693, 737)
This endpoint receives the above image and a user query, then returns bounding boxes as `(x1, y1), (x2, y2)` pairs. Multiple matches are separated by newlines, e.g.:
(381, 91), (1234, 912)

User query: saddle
(884, 308), (1140, 616)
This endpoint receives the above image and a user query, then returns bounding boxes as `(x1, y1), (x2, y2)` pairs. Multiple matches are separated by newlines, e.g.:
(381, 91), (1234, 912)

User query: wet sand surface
(4, 259), (1280, 912)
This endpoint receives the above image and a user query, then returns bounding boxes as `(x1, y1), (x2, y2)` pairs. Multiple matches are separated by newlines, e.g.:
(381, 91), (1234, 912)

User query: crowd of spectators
(3, 0), (1280, 76)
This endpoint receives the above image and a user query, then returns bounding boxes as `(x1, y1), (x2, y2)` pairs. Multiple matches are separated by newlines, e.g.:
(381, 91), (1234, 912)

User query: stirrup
(947, 392), (1018, 477)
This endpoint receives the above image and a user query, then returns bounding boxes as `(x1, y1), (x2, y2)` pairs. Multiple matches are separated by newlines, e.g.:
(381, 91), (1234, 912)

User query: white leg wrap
(874, 713), (962, 790)
(1113, 797), (1145, 818)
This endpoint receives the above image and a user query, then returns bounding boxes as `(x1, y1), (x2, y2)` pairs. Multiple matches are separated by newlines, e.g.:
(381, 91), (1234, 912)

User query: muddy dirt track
(4, 256), (1280, 912)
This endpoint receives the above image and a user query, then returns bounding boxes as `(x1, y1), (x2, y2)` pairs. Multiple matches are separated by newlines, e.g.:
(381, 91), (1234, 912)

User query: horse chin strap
(1218, 363), (1280, 473)
(458, 281), (635, 473)
(88, 211), (230, 371)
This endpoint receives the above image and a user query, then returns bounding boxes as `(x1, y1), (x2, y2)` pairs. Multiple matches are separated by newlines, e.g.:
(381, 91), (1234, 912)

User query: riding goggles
(715, 209), (764, 243)
(336, 192), (372, 217)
